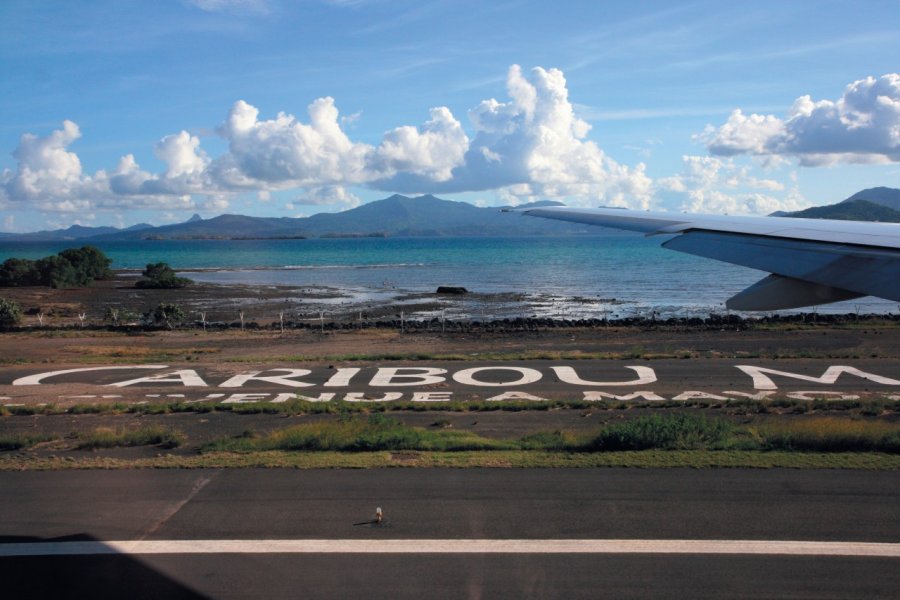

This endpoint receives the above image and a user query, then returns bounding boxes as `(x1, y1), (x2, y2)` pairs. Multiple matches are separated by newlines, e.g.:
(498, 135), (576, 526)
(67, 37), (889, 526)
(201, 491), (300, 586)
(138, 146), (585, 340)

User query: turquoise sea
(0, 235), (895, 317)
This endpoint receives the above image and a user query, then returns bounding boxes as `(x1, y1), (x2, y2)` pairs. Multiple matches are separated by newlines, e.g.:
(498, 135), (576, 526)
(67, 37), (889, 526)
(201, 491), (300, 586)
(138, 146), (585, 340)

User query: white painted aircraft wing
(517, 206), (900, 311)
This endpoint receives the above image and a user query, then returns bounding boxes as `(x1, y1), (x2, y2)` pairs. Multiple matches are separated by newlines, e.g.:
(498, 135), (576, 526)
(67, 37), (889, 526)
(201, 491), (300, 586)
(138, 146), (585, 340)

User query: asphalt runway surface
(1, 469), (898, 599)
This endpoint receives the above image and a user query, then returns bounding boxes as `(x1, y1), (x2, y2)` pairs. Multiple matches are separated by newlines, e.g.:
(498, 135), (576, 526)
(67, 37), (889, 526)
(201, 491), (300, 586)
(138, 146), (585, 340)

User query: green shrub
(0, 258), (37, 286)
(103, 306), (138, 325)
(136, 262), (191, 289)
(587, 414), (733, 451)
(59, 246), (113, 281)
(0, 433), (54, 450)
(35, 255), (80, 288)
(0, 246), (112, 288)
(143, 303), (185, 328)
(0, 297), (22, 327)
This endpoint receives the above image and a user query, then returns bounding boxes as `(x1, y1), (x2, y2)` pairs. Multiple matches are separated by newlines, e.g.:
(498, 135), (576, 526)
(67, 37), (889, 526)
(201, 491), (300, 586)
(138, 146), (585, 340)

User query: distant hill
(842, 187), (900, 211)
(0, 195), (594, 241)
(776, 186), (900, 221)
(287, 195), (578, 238)
(127, 214), (307, 240)
(781, 199), (900, 222)
(2, 222), (154, 242)
(70, 195), (592, 240)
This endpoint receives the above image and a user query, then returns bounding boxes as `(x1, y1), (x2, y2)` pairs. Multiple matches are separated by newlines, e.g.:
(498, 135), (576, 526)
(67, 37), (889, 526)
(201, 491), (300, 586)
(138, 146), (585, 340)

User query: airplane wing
(515, 206), (900, 311)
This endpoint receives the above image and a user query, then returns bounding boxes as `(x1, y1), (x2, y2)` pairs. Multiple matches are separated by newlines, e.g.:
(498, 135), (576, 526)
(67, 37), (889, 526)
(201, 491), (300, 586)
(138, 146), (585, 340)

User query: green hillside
(786, 199), (900, 222)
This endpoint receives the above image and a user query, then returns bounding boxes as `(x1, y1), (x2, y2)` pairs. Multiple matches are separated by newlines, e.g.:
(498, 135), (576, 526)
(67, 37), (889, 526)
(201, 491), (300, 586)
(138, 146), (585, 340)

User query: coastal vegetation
(0, 246), (112, 288)
(142, 302), (186, 328)
(0, 297), (22, 327)
(135, 262), (191, 289)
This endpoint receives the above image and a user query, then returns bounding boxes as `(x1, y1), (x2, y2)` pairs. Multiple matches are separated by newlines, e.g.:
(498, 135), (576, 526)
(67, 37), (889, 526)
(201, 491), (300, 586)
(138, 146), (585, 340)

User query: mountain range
(0, 196), (593, 241)
(2, 188), (898, 242)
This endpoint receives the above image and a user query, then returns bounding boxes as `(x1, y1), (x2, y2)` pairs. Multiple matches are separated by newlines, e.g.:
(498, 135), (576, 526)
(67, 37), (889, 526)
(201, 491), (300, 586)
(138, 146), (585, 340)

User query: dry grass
(757, 417), (900, 452)
(74, 426), (185, 450)
(61, 345), (221, 362)
(3, 450), (900, 470)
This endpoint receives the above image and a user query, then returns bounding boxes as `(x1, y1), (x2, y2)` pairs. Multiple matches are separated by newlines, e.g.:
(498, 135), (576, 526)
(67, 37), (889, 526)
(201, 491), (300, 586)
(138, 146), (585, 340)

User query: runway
(3, 538), (899, 557)
(1, 469), (898, 598)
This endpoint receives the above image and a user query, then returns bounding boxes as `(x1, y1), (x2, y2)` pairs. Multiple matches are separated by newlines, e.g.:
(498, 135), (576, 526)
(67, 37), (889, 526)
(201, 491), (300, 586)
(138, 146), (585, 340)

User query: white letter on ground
(343, 392), (404, 402)
(369, 368), (447, 387)
(485, 391), (547, 402)
(736, 365), (900, 391)
(219, 369), (315, 388)
(412, 392), (453, 402)
(723, 391), (775, 400)
(288, 393), (336, 403)
(785, 391), (860, 401)
(109, 369), (208, 387)
(222, 393), (270, 404)
(324, 368), (361, 387)
(551, 366), (657, 386)
(672, 391), (728, 401)
(13, 365), (168, 386)
(453, 367), (542, 387)
(582, 391), (665, 402)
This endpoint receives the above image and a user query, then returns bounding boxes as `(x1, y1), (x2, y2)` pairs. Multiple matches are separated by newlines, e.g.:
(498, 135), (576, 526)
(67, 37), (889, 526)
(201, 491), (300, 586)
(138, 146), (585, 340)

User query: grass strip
(202, 415), (900, 455)
(2, 450), (900, 471)
(756, 417), (900, 452)
(202, 415), (515, 453)
(0, 433), (55, 451)
(74, 426), (185, 450)
(4, 395), (893, 418)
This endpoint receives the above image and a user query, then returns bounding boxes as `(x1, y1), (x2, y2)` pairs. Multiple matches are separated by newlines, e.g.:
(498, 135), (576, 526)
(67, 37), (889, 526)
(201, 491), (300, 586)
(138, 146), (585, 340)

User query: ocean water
(0, 235), (895, 317)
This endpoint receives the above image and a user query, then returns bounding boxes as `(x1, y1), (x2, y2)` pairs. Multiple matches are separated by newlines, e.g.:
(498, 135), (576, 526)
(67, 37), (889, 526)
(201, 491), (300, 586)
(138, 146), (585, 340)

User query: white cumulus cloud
(657, 156), (808, 215)
(375, 107), (468, 182)
(293, 185), (362, 209)
(3, 64), (657, 218)
(704, 73), (900, 166)
(210, 98), (375, 189)
(375, 65), (652, 208)
(1, 122), (211, 213)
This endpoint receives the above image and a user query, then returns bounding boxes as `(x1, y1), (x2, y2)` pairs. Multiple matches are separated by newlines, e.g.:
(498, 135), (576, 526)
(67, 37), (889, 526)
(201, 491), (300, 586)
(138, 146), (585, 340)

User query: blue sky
(2, 0), (899, 232)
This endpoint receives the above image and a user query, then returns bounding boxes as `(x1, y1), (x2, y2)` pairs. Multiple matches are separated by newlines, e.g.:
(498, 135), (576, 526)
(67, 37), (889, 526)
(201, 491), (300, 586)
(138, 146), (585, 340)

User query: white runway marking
(1, 539), (898, 557)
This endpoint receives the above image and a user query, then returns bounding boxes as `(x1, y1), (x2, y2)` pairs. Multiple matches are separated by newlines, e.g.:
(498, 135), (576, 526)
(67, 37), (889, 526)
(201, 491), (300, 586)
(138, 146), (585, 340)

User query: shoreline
(1, 273), (899, 330)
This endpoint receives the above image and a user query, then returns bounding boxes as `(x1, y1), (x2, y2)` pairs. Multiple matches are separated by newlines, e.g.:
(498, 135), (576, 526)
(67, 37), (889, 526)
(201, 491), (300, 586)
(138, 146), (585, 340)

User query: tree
(143, 303), (185, 328)
(136, 262), (191, 289)
(0, 246), (113, 288)
(59, 246), (113, 281)
(0, 258), (38, 286)
(103, 306), (138, 326)
(34, 255), (79, 288)
(0, 298), (22, 327)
